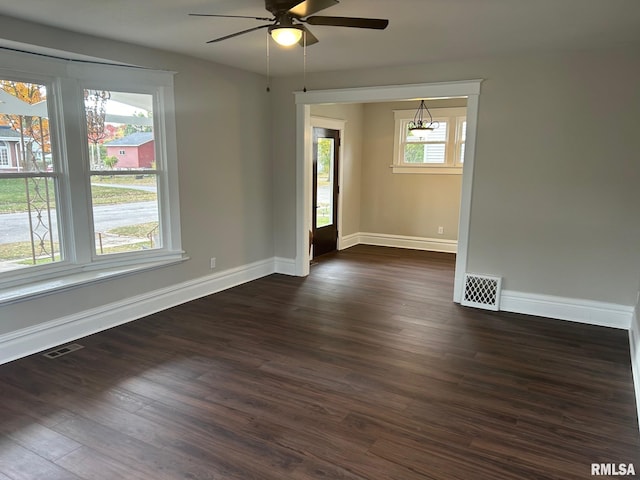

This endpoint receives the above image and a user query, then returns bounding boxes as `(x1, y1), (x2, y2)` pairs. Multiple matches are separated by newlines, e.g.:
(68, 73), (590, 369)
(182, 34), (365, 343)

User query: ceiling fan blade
(190, 13), (273, 21)
(305, 16), (389, 29)
(206, 24), (271, 44)
(298, 25), (319, 46)
(288, 0), (339, 17)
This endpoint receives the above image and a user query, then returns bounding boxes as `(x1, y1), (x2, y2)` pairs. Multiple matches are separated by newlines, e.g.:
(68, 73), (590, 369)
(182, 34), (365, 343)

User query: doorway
(295, 81), (482, 303)
(312, 126), (340, 258)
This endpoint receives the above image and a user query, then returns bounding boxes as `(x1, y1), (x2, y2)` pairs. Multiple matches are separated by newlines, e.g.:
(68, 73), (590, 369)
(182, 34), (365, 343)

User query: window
(0, 141), (9, 166)
(393, 107), (467, 174)
(0, 50), (182, 300)
(85, 90), (160, 256)
(0, 78), (62, 271)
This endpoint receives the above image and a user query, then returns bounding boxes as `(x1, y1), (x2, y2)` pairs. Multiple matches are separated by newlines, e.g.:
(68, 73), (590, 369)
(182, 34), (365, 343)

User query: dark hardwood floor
(1, 245), (638, 479)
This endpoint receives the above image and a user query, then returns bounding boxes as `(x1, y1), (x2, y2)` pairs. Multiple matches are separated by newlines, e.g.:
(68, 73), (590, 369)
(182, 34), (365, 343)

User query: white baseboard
(338, 233), (360, 250)
(0, 258), (277, 366)
(500, 290), (634, 330)
(340, 232), (457, 253)
(274, 257), (297, 276)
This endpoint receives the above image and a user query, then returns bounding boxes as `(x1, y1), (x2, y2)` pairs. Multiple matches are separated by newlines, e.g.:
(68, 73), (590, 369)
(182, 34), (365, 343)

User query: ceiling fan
(190, 0), (389, 47)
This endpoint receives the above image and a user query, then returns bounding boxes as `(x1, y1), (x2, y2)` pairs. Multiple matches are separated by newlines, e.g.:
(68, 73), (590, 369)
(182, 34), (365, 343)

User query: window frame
(0, 50), (183, 302)
(392, 106), (467, 174)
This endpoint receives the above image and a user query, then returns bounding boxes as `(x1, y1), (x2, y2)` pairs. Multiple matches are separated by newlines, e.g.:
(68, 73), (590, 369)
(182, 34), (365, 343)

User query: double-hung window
(0, 50), (183, 302)
(392, 107), (467, 174)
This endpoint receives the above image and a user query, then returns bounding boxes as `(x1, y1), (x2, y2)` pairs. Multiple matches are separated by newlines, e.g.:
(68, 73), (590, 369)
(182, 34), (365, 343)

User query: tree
(0, 80), (50, 171)
(85, 90), (111, 168)
(404, 144), (425, 163)
(317, 138), (332, 181)
(103, 155), (118, 170)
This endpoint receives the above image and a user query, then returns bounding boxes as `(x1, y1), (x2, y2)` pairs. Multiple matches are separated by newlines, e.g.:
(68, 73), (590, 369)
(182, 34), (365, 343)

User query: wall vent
(461, 274), (502, 311)
(42, 343), (84, 359)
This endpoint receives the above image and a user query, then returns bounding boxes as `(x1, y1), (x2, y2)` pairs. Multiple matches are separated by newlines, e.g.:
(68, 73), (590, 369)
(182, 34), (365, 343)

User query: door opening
(312, 126), (340, 258)
(295, 81), (482, 302)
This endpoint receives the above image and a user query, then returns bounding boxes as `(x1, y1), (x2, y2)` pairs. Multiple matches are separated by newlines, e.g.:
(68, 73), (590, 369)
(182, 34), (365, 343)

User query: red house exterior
(105, 132), (154, 168)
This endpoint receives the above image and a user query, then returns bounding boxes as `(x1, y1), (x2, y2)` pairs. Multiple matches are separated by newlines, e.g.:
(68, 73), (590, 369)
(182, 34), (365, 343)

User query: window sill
(0, 253), (188, 306)
(391, 165), (462, 175)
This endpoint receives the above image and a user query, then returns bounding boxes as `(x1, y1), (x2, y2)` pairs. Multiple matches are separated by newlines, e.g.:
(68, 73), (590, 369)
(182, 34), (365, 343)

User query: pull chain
(303, 30), (307, 92)
(266, 30), (271, 92)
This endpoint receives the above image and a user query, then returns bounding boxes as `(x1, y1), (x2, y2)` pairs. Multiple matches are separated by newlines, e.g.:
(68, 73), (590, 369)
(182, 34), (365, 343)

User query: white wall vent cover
(461, 273), (502, 311)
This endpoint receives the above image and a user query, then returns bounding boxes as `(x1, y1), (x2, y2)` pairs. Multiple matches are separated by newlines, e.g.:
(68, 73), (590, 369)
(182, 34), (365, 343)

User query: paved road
(0, 201), (158, 244)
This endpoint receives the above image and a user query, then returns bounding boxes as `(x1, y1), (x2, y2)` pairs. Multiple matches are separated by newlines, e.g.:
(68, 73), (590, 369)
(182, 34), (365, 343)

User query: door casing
(295, 80), (483, 304)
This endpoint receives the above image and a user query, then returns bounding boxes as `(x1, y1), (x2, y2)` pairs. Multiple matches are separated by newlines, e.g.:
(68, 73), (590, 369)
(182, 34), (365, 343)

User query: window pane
(0, 176), (62, 270)
(0, 80), (62, 272)
(404, 143), (446, 164)
(84, 90), (160, 255)
(0, 80), (53, 173)
(85, 90), (155, 170)
(316, 137), (334, 227)
(91, 174), (159, 255)
(458, 119), (467, 164)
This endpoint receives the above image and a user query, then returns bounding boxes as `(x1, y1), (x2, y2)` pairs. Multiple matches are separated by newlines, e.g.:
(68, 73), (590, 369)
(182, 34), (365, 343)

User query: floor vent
(461, 273), (502, 311)
(42, 343), (84, 359)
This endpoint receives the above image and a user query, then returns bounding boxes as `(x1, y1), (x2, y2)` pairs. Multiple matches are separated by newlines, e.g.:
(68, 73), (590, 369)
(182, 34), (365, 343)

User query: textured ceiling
(1, 0), (640, 76)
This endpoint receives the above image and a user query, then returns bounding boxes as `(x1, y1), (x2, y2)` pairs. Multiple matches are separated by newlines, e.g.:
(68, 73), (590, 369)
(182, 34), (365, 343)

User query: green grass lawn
(1, 221), (158, 264)
(0, 178), (156, 213)
(91, 175), (156, 186)
(0, 178), (56, 213)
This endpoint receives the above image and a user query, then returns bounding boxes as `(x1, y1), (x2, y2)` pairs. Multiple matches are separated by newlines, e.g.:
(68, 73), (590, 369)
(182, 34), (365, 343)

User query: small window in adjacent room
(393, 106), (467, 174)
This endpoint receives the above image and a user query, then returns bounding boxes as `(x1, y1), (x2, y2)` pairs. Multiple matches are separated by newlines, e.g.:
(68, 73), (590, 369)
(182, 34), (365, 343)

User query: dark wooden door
(312, 127), (340, 258)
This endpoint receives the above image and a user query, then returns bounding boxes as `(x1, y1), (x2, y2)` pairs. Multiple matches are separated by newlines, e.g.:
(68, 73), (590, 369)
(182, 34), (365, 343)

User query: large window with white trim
(393, 107), (467, 174)
(0, 50), (182, 299)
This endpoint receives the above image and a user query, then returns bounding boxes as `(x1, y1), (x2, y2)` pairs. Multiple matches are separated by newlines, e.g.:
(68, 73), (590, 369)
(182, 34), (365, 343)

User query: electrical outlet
(437, 226), (444, 235)
(210, 257), (216, 269)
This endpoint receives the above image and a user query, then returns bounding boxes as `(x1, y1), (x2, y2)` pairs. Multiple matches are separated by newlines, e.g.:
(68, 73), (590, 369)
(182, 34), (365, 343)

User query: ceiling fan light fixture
(270, 26), (303, 46)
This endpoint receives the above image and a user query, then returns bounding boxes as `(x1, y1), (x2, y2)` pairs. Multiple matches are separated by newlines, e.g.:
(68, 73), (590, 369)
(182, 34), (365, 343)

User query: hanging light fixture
(408, 100), (438, 137)
(269, 18), (303, 47)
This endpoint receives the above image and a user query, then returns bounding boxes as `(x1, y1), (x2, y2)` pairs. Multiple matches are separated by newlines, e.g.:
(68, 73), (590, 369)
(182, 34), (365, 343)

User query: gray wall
(0, 16), (273, 336)
(272, 47), (640, 305)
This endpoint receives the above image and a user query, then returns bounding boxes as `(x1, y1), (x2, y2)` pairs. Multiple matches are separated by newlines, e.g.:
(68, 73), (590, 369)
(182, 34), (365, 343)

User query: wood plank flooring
(1, 245), (638, 479)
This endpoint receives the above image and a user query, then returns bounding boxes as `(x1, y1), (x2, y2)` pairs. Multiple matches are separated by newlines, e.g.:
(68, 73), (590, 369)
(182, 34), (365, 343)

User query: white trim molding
(500, 290), (634, 330)
(630, 300), (640, 432)
(274, 257), (297, 276)
(340, 232), (457, 254)
(0, 258), (279, 365)
(339, 233), (360, 250)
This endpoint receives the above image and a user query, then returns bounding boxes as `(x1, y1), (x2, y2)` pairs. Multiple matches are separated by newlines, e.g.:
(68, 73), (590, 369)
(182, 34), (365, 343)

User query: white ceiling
(2, 0), (640, 76)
